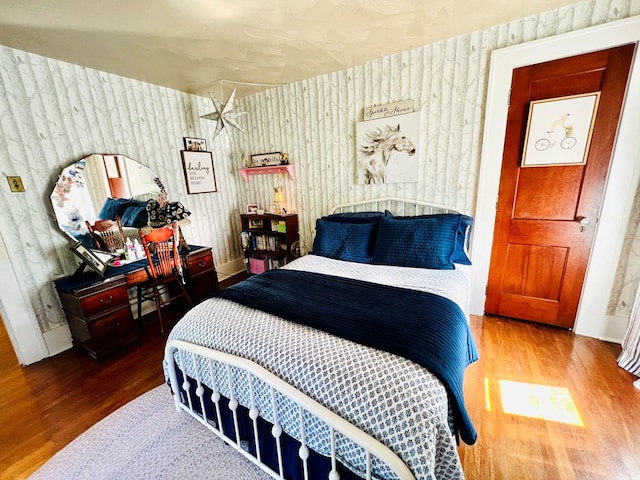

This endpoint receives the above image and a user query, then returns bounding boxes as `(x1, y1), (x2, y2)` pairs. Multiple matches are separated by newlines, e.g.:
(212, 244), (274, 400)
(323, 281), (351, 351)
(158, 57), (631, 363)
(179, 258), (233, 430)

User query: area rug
(30, 385), (271, 480)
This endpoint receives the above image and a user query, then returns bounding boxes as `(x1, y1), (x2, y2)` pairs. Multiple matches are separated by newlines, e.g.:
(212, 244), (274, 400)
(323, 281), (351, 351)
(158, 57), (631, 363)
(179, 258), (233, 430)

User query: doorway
(485, 44), (635, 328)
(470, 16), (640, 340)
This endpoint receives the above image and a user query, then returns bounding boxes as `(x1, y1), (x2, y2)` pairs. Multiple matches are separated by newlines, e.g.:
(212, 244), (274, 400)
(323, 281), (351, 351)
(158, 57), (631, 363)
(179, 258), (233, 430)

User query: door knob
(576, 216), (591, 226)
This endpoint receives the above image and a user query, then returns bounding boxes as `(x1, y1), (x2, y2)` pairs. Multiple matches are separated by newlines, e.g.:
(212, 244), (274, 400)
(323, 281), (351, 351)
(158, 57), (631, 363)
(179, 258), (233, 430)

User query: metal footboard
(165, 339), (415, 480)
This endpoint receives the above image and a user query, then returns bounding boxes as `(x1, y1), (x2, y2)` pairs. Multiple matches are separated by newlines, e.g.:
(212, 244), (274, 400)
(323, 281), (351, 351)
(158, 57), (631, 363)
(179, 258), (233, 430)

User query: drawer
(87, 306), (136, 340)
(79, 283), (130, 318)
(187, 250), (215, 276)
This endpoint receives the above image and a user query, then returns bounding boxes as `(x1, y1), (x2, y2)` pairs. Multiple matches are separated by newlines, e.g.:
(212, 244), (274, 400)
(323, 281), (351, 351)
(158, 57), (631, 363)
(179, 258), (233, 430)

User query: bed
(164, 197), (477, 480)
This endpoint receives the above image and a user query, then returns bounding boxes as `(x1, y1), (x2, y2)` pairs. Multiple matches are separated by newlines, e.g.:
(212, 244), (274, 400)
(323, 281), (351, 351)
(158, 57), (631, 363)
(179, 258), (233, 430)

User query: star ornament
(201, 88), (248, 139)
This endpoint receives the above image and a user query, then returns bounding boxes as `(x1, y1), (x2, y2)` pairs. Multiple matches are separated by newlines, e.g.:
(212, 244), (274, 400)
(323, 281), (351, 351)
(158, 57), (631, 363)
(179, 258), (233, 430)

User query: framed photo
(183, 137), (207, 152)
(181, 150), (217, 194)
(251, 152), (282, 167)
(70, 242), (108, 276)
(246, 204), (259, 214)
(521, 92), (601, 167)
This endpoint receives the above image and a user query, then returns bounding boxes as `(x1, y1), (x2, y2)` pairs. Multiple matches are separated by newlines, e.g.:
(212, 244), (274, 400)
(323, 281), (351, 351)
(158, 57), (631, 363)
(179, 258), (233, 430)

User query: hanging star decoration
(201, 88), (247, 140)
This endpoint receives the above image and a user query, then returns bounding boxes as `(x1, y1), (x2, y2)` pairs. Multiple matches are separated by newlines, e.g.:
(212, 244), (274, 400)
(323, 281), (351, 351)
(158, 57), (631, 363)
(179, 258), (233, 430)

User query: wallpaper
(0, 0), (637, 345)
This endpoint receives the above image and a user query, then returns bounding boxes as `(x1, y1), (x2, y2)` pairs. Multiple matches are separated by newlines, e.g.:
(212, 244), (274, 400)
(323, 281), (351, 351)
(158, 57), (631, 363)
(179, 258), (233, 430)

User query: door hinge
(495, 195), (499, 210)
(507, 88), (511, 107)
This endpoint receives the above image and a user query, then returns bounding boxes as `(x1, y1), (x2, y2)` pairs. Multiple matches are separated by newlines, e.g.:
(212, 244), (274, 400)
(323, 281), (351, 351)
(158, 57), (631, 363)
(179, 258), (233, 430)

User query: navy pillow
(373, 215), (462, 269)
(327, 211), (385, 219)
(312, 218), (378, 264)
(386, 213), (473, 265)
(120, 204), (149, 228)
(98, 197), (130, 220)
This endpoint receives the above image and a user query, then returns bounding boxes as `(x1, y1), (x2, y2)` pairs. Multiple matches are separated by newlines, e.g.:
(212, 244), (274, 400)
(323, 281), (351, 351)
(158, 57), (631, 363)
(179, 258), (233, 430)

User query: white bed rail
(329, 197), (463, 216)
(165, 339), (415, 480)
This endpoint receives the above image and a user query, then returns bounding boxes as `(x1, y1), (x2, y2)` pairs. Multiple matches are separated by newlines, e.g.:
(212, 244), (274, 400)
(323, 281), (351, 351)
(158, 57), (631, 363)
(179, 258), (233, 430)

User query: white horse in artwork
(357, 124), (416, 184)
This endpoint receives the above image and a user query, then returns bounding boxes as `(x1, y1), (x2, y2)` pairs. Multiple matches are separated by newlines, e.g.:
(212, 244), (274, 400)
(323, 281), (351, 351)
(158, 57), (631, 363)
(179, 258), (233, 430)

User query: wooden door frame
(471, 15), (640, 342)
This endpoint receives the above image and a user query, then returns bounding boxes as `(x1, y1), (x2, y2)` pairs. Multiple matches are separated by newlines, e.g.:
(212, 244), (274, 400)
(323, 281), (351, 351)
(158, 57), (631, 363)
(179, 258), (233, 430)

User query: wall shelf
(238, 165), (295, 182)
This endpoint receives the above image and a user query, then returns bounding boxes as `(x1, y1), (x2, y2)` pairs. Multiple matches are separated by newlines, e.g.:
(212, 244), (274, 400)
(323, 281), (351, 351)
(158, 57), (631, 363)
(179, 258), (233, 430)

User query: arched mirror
(51, 154), (163, 248)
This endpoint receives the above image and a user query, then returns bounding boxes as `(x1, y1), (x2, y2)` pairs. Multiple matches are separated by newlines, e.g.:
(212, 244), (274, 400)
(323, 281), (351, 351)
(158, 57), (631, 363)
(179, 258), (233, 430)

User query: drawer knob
(198, 261), (206, 267)
(99, 295), (114, 304)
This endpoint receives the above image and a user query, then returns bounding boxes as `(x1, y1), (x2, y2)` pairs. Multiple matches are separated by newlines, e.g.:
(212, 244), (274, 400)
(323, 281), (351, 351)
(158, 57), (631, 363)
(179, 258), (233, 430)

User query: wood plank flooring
(1, 312), (639, 479)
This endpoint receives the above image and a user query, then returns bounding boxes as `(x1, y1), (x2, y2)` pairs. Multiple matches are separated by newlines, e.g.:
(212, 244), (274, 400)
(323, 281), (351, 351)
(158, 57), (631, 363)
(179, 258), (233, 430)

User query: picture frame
(251, 152), (282, 167)
(181, 150), (217, 194)
(246, 204), (259, 214)
(70, 242), (108, 276)
(355, 111), (420, 184)
(183, 137), (207, 152)
(521, 92), (601, 167)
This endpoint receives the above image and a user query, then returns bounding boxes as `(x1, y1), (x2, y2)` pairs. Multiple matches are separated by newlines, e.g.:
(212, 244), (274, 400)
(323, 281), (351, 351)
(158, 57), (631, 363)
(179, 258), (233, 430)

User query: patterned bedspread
(167, 255), (473, 479)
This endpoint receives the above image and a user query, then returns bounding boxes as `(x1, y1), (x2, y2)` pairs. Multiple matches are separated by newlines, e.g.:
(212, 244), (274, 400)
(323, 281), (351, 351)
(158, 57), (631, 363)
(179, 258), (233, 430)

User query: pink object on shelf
(249, 255), (269, 274)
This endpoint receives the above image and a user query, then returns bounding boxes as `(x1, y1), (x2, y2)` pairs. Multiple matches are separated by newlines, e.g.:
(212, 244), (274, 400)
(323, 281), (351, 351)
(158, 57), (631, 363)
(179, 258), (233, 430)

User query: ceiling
(0, 0), (580, 99)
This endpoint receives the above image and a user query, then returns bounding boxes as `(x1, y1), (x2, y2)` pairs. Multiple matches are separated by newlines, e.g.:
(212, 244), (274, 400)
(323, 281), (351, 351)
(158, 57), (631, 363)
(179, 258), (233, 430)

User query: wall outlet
(7, 176), (25, 192)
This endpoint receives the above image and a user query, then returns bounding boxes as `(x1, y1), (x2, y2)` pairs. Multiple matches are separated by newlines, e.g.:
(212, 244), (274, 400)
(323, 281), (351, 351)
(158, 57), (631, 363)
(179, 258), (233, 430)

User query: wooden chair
(86, 216), (126, 253)
(137, 222), (193, 334)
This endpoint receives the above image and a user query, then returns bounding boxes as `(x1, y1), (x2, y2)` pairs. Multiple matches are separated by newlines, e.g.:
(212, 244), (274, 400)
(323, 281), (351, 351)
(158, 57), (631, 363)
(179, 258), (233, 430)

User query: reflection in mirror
(51, 154), (162, 248)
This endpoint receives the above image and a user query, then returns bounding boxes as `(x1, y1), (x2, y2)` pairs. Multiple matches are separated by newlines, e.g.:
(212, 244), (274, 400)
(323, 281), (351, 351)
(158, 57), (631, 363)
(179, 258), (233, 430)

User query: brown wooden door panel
(502, 244), (567, 299)
(514, 166), (584, 219)
(486, 43), (635, 328)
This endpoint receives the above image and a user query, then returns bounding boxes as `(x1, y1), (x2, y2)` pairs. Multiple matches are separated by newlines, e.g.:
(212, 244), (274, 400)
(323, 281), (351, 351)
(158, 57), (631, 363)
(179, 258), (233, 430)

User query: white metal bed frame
(164, 198), (465, 480)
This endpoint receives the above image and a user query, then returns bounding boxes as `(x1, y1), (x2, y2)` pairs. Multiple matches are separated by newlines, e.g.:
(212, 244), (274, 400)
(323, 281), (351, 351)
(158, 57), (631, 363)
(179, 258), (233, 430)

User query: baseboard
(43, 324), (73, 356)
(598, 315), (627, 344)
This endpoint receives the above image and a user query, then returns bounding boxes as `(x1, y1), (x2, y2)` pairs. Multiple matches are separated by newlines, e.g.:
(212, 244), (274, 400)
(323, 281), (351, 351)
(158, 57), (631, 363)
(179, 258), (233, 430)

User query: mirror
(51, 154), (162, 248)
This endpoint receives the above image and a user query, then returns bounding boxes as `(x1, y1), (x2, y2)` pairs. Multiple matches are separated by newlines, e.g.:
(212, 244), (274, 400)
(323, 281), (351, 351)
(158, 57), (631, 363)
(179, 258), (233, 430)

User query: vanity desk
(54, 245), (219, 360)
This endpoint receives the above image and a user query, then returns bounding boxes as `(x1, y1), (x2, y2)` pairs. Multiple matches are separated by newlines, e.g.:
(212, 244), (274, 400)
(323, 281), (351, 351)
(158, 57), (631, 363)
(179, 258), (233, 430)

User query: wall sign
(181, 150), (217, 194)
(251, 152), (282, 167)
(363, 100), (414, 121)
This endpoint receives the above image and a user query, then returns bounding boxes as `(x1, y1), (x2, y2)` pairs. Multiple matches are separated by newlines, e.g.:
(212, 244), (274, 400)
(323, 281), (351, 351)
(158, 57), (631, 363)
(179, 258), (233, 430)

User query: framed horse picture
(355, 111), (420, 184)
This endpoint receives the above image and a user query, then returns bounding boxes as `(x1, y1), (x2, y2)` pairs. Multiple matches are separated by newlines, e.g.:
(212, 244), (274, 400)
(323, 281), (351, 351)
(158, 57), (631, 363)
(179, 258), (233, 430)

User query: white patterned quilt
(166, 255), (470, 480)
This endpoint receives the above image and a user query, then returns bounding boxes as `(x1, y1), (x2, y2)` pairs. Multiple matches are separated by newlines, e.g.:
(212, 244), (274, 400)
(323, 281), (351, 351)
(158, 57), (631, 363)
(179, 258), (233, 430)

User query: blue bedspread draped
(216, 268), (478, 445)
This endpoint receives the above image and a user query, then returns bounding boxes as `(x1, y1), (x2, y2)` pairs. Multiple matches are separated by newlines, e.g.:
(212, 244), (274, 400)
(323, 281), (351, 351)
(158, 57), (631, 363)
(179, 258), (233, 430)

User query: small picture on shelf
(249, 219), (263, 229)
(271, 220), (287, 233)
(246, 204), (259, 214)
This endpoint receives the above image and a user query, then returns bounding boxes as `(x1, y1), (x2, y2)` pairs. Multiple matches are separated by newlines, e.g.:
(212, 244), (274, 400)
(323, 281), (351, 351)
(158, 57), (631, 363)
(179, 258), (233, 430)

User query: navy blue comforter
(216, 268), (478, 445)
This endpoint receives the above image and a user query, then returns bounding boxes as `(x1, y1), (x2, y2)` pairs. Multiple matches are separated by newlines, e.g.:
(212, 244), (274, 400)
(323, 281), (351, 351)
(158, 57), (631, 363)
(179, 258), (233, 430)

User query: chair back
(139, 222), (184, 282)
(86, 216), (125, 253)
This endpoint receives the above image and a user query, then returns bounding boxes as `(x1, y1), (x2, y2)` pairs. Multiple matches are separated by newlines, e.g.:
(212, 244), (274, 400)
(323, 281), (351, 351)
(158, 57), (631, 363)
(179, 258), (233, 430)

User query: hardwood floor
(1, 311), (638, 479)
(459, 315), (640, 480)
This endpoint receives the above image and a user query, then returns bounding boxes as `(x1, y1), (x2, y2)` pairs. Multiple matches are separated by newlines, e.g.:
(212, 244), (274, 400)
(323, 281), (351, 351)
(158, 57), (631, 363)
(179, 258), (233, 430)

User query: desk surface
(54, 245), (209, 293)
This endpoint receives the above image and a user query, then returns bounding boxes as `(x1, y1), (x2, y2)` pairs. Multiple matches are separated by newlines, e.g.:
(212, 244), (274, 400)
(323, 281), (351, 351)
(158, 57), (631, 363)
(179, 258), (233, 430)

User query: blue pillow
(98, 197), (130, 220)
(120, 204), (149, 228)
(386, 213), (473, 266)
(327, 211), (384, 219)
(373, 215), (462, 269)
(312, 218), (378, 264)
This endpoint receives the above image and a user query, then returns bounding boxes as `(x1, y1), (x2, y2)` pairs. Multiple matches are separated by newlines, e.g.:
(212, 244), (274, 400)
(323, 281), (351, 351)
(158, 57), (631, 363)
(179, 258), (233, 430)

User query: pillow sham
(384, 213), (473, 265)
(326, 211), (385, 221)
(372, 214), (467, 269)
(312, 218), (378, 264)
(120, 204), (149, 228)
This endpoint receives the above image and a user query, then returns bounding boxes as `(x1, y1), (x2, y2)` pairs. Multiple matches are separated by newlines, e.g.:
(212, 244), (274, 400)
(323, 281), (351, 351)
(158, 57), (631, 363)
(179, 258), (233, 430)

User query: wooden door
(485, 44), (635, 328)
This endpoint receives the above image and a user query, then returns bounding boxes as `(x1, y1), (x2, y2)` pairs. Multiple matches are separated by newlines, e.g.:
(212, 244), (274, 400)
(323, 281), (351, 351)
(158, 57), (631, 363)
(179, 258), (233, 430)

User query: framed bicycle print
(521, 92), (600, 167)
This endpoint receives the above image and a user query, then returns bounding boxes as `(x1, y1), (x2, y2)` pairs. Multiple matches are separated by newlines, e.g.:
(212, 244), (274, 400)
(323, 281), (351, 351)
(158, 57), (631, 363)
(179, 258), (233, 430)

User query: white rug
(30, 385), (271, 480)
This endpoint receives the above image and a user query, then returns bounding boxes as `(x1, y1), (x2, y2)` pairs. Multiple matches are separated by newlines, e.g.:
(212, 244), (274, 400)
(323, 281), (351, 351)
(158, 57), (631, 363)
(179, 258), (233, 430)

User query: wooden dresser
(54, 246), (219, 360)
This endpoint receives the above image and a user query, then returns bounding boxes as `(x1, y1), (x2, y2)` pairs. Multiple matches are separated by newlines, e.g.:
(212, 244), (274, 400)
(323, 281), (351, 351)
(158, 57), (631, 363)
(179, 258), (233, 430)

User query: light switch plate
(7, 176), (25, 192)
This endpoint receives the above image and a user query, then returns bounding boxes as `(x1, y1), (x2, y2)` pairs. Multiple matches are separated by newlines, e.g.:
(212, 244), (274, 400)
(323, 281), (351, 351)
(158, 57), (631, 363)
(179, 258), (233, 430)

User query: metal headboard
(329, 197), (463, 216)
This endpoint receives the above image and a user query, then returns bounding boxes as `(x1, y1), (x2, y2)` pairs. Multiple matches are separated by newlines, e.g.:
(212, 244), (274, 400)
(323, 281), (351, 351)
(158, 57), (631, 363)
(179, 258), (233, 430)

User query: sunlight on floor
(498, 380), (584, 426)
(484, 378), (584, 426)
